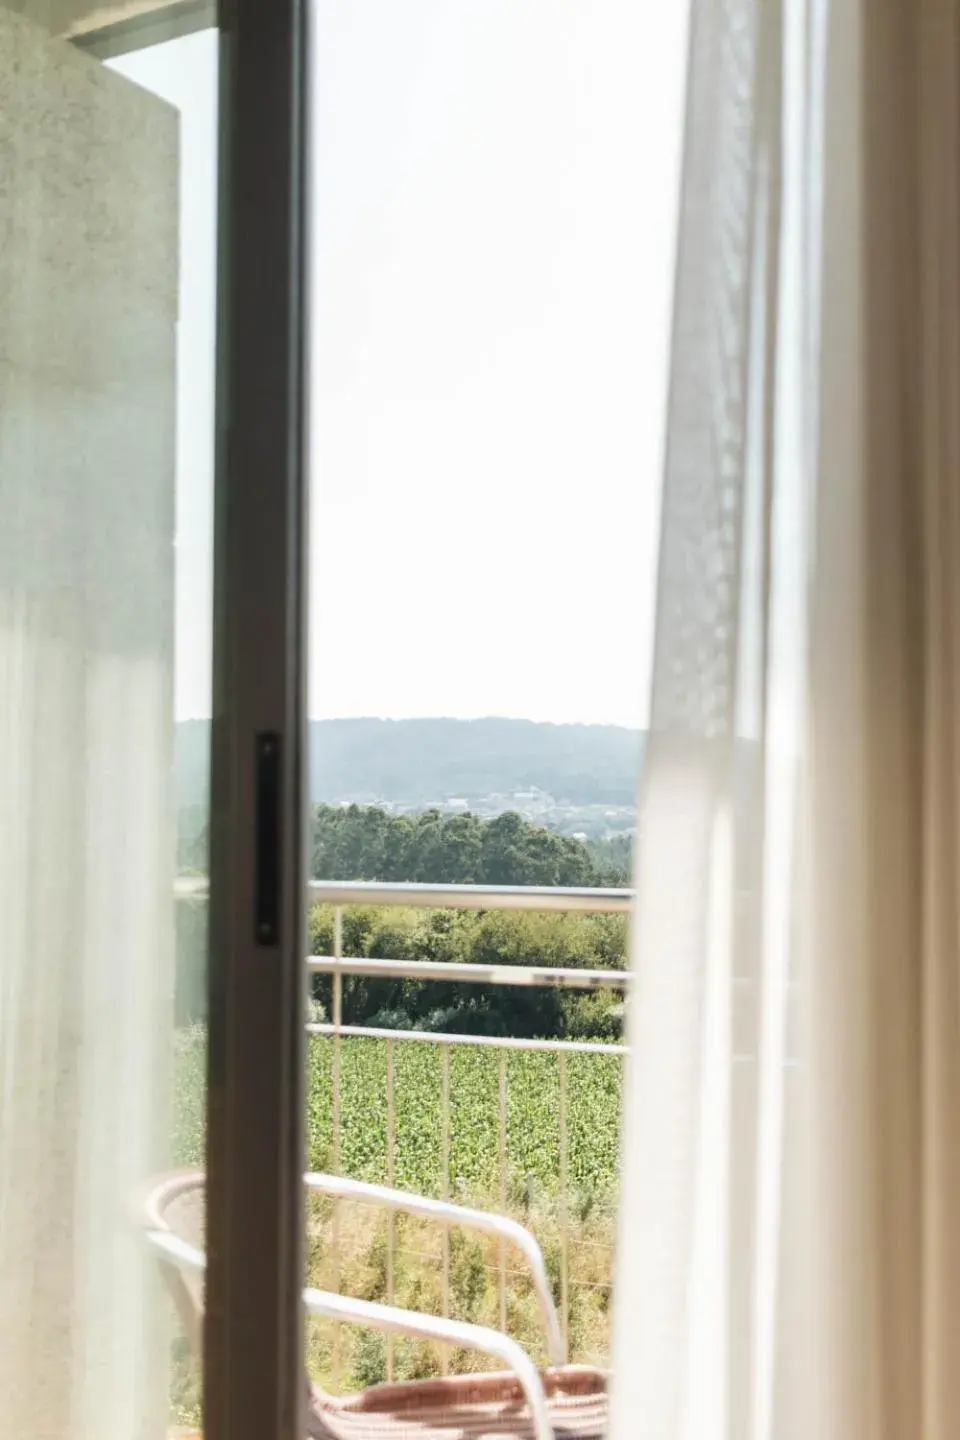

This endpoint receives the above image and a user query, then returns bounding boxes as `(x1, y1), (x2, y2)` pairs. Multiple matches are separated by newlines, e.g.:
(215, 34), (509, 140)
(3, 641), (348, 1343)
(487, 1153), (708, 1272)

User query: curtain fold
(612, 0), (960, 1435)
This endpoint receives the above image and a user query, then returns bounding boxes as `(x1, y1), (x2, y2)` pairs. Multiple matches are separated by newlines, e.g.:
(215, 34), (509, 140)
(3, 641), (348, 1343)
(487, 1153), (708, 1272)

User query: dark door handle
(255, 732), (281, 945)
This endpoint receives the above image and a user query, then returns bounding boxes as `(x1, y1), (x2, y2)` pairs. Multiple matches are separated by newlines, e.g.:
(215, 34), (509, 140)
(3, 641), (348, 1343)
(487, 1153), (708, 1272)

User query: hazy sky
(114, 2), (688, 729)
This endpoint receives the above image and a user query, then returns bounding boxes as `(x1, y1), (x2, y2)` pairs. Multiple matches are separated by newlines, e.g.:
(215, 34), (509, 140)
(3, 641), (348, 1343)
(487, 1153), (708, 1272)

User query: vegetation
(585, 831), (633, 879)
(169, 791), (632, 1418)
(302, 1034), (621, 1389)
(313, 803), (629, 887)
(309, 903), (626, 1040)
(173, 1030), (622, 1213)
(304, 1037), (622, 1196)
(309, 806), (628, 1039)
(171, 1024), (621, 1415)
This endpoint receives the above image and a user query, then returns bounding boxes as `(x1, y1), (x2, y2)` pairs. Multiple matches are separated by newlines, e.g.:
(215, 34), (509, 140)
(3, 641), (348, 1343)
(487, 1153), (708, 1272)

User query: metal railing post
(386, 1038), (396, 1381)
(331, 905), (343, 1391)
(441, 1044), (451, 1375)
(498, 1052), (508, 1335)
(558, 1051), (570, 1361)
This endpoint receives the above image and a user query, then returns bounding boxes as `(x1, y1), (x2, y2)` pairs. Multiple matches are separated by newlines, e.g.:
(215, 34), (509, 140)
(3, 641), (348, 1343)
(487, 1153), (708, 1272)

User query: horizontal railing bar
(175, 876), (210, 899)
(176, 876), (633, 912)
(307, 1022), (627, 1057)
(306, 1022), (774, 1066)
(308, 880), (633, 914)
(308, 954), (631, 990)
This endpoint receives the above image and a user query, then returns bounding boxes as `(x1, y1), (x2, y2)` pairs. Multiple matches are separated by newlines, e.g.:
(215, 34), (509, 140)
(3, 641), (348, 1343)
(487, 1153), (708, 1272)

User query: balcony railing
(304, 880), (632, 1388)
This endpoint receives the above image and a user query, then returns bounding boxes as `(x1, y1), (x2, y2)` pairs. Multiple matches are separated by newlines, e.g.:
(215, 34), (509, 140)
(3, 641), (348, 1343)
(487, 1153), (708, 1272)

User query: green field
(174, 1028), (624, 1193)
(171, 1028), (623, 1418)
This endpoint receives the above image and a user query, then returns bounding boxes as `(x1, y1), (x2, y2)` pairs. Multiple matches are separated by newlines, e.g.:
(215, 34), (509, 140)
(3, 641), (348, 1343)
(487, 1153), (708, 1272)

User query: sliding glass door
(0, 4), (307, 1440)
(204, 5), (309, 1439)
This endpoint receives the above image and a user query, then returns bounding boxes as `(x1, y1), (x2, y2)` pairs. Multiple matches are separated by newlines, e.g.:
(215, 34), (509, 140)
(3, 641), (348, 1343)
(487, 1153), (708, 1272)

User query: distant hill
(176, 716), (644, 810)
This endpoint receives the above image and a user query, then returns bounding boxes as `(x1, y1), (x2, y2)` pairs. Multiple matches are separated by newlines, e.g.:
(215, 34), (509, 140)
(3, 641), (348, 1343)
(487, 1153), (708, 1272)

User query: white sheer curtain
(0, 10), (180, 1438)
(612, 0), (960, 1436)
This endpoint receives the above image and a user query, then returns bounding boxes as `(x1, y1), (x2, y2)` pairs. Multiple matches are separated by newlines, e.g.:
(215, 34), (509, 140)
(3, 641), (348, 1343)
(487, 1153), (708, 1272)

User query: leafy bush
(309, 905), (627, 1041)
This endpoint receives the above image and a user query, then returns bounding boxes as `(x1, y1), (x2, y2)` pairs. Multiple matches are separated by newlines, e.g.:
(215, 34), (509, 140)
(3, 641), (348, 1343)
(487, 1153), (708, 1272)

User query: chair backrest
(143, 1170), (336, 1437)
(143, 1170), (588, 1440)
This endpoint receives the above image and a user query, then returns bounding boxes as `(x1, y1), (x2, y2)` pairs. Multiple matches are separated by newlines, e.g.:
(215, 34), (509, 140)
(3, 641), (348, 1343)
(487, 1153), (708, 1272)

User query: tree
(311, 804), (612, 889)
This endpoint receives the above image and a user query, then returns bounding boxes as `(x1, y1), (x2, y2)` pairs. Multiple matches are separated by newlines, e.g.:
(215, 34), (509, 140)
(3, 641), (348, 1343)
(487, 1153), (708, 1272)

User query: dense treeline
(309, 904), (626, 1040)
(181, 804), (631, 883)
(584, 832), (633, 880)
(312, 803), (629, 887)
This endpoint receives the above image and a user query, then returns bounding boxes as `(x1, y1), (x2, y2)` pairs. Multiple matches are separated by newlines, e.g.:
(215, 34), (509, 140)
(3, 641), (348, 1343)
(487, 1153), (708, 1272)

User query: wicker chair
(144, 1169), (608, 1439)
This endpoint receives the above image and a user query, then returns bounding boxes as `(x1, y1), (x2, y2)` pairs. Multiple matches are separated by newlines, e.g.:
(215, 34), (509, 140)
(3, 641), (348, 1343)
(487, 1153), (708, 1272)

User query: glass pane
(305, 0), (684, 1412)
(0, 9), (218, 1438)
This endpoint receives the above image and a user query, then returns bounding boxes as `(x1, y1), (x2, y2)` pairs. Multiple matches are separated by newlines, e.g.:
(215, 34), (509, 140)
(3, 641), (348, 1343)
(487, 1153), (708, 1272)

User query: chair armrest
(303, 1286), (554, 1440)
(146, 1226), (205, 1274)
(304, 1172), (565, 1366)
(145, 1228), (554, 1440)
